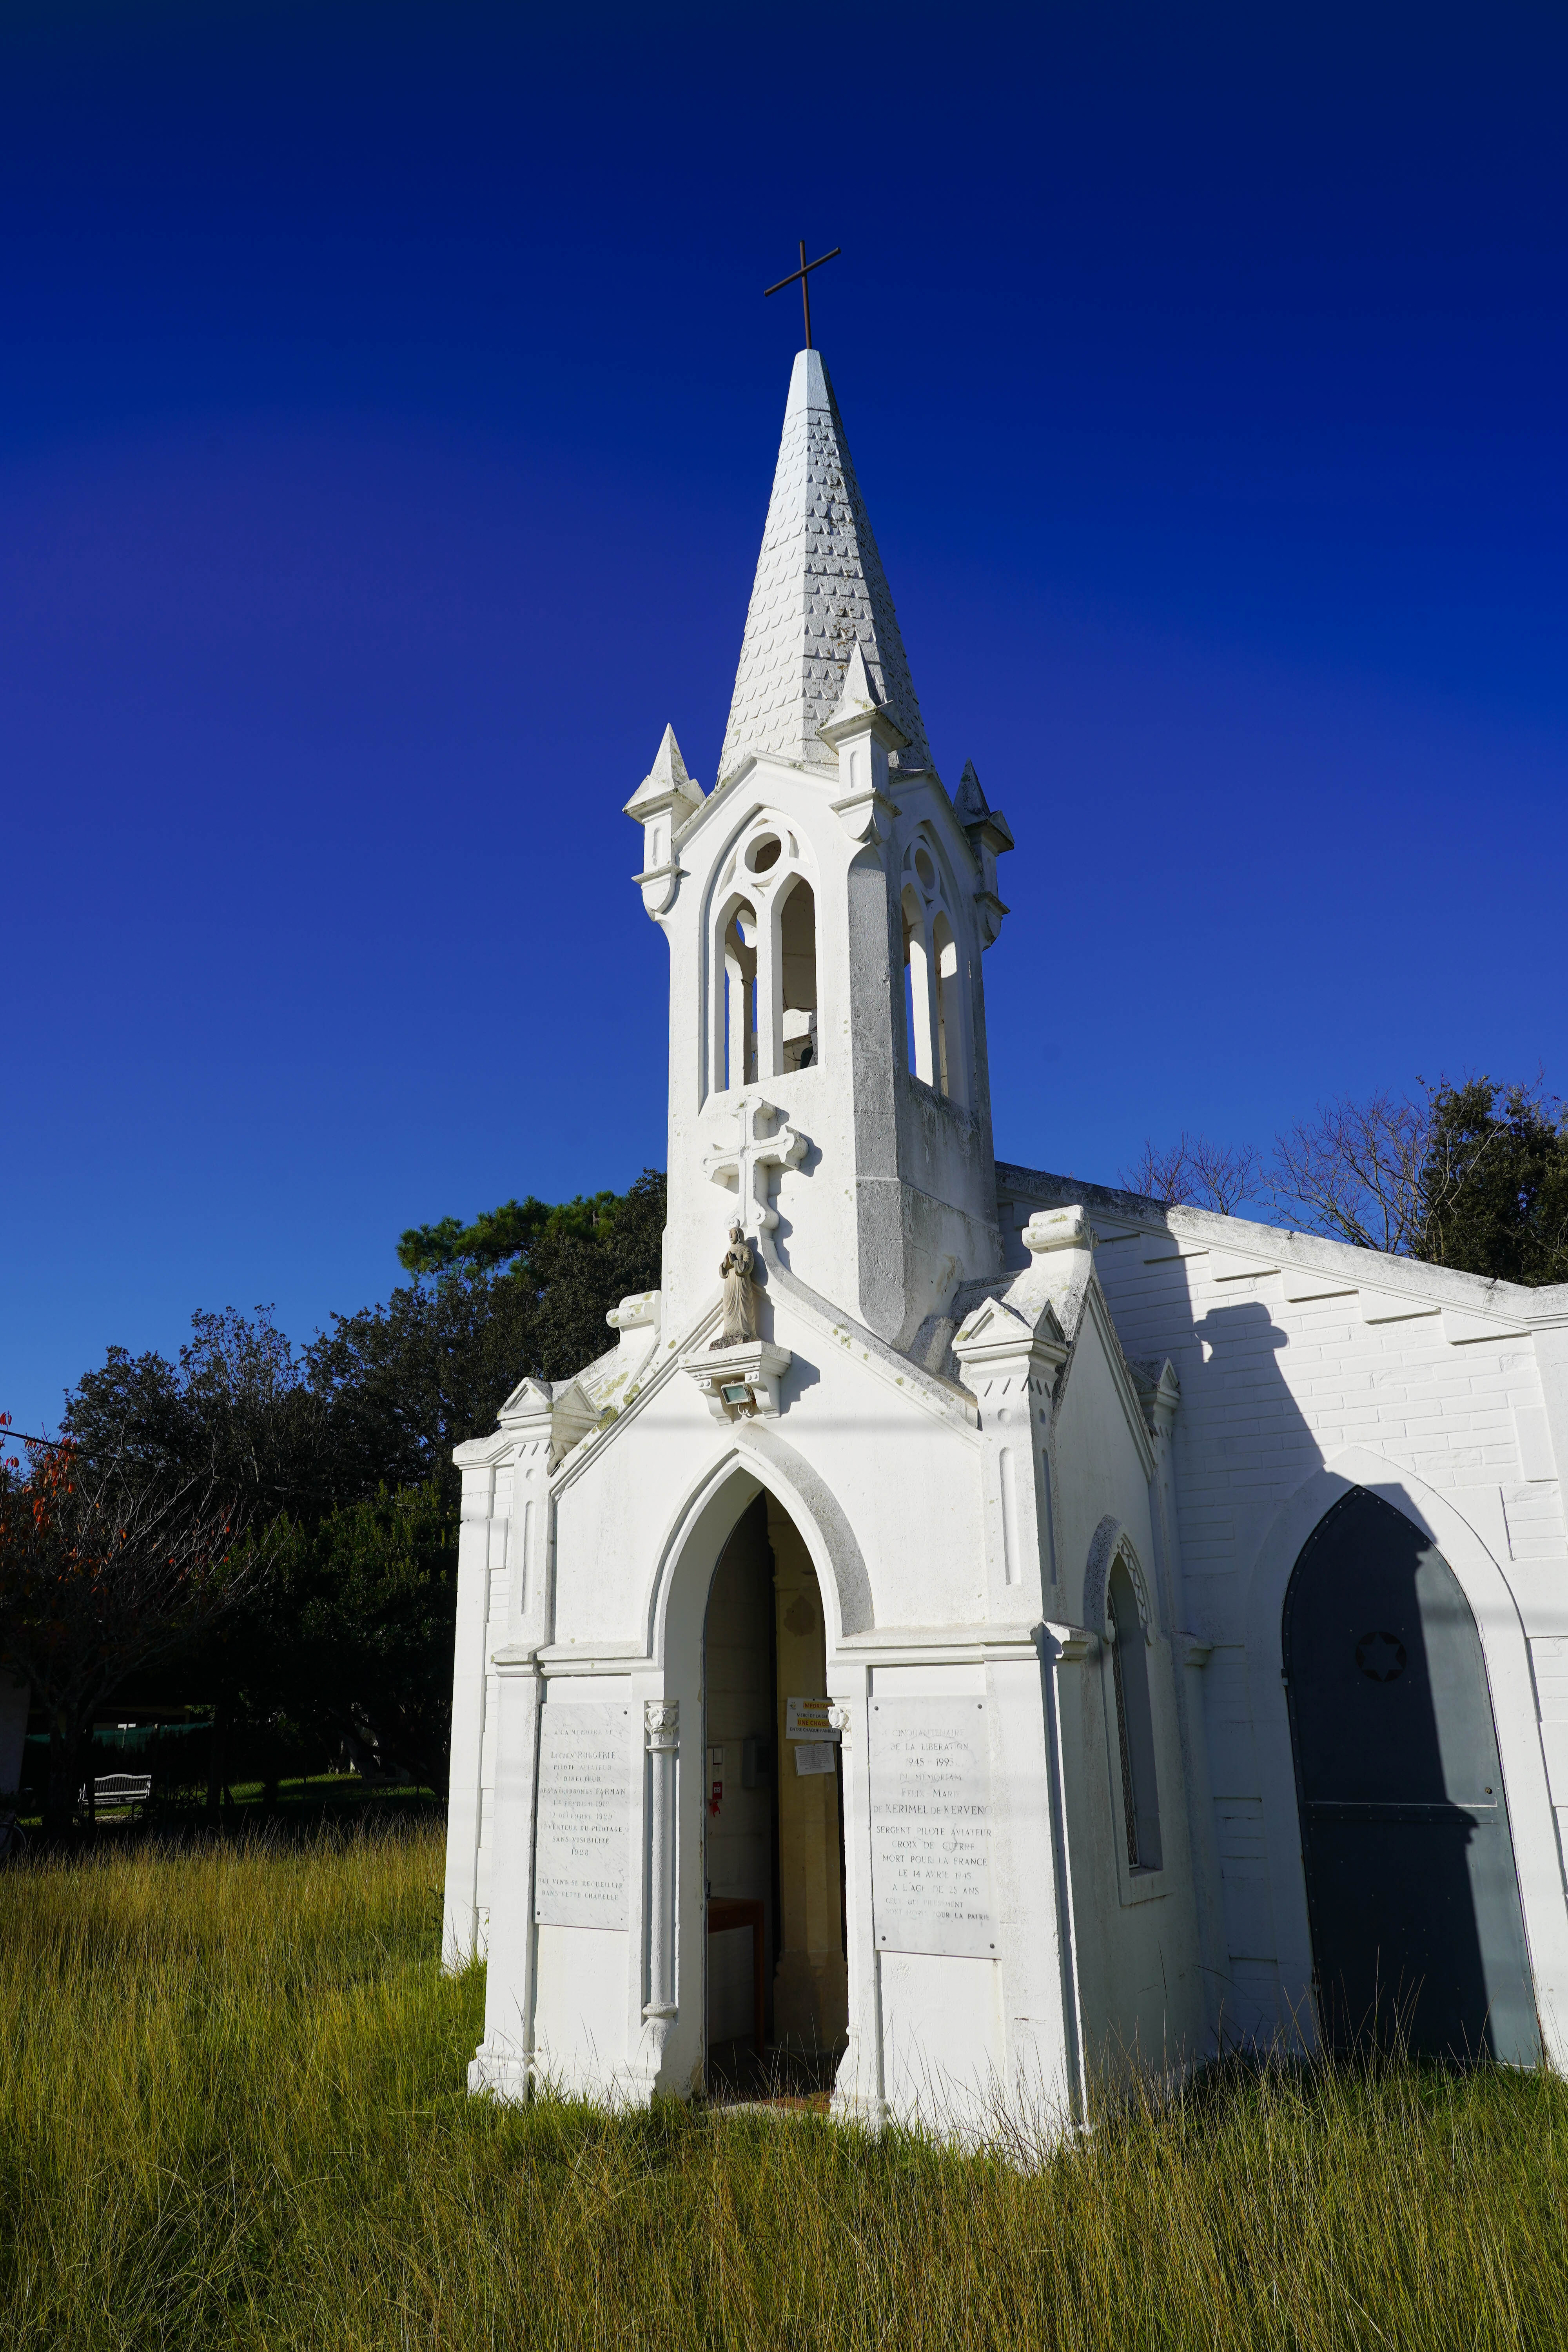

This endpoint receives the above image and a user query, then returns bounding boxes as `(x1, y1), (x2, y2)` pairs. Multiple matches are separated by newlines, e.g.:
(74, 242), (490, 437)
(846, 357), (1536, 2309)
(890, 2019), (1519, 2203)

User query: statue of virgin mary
(711, 1224), (757, 1348)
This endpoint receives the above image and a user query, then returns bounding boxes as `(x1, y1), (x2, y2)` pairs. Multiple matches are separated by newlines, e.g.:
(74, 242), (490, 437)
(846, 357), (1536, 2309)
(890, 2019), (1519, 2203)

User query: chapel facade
(443, 347), (1568, 2133)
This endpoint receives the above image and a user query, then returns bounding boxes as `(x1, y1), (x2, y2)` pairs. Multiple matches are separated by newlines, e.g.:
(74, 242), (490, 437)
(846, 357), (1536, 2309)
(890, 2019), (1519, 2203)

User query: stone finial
(1024, 1205), (1094, 1257)
(954, 759), (1014, 946)
(624, 723), (703, 824)
(626, 724), (704, 918)
(830, 641), (883, 722)
(954, 759), (989, 824)
(606, 1290), (660, 1334)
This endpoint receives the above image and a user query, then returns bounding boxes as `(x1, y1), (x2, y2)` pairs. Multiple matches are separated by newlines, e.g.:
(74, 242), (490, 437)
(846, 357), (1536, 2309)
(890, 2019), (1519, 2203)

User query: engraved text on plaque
(869, 1696), (995, 1959)
(534, 1702), (630, 1930)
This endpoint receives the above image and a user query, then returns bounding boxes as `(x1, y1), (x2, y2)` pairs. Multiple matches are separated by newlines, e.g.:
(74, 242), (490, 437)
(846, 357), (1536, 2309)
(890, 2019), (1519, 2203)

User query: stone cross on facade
(701, 1091), (808, 1232)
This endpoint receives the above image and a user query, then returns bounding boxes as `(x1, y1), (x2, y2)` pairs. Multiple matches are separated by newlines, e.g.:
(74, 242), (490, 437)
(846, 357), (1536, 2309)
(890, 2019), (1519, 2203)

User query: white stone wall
(442, 1455), (512, 1967)
(997, 1167), (1568, 2047)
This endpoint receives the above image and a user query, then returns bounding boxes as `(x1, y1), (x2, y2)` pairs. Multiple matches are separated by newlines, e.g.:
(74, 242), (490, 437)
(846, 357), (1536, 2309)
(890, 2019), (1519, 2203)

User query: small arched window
(1108, 1559), (1162, 1872)
(723, 902), (758, 1090)
(779, 878), (817, 1071)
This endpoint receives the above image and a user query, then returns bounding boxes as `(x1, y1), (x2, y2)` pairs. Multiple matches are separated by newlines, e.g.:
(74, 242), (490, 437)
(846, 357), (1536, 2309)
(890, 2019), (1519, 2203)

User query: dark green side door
(1284, 1486), (1539, 2063)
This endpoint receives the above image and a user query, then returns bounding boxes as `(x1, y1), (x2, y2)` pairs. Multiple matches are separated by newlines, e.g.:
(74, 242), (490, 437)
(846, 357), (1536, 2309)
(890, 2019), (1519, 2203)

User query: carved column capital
(644, 1700), (680, 1751)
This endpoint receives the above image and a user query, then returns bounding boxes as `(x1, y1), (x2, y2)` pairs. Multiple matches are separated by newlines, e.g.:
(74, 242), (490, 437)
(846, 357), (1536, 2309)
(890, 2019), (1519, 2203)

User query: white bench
(83, 1773), (152, 1818)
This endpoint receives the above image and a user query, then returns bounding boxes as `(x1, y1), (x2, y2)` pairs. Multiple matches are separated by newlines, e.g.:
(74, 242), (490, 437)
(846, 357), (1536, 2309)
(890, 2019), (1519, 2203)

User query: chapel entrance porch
(701, 1490), (847, 2103)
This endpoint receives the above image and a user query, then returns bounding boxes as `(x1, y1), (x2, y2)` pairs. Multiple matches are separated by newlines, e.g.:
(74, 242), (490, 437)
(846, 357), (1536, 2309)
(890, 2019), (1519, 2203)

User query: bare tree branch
(1122, 1134), (1262, 1216)
(1266, 1091), (1430, 1254)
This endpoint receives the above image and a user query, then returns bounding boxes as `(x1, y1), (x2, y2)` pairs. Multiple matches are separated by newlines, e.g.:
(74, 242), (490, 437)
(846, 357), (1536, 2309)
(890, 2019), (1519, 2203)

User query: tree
(1135, 1079), (1568, 1287)
(0, 1432), (276, 1835)
(1122, 1134), (1261, 1215)
(1418, 1079), (1568, 1285)
(396, 1186), (641, 1278)
(64, 1307), (330, 1515)
(1267, 1090), (1432, 1254)
(49, 1169), (669, 1798)
(307, 1168), (667, 1505)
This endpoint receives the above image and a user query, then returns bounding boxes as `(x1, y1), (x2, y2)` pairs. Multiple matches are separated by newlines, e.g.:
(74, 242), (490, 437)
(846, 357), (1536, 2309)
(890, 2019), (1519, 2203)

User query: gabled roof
(715, 348), (931, 785)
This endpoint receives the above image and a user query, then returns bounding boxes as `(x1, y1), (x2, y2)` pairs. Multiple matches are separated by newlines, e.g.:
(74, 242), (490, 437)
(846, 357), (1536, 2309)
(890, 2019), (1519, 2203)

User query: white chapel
(442, 346), (1568, 2133)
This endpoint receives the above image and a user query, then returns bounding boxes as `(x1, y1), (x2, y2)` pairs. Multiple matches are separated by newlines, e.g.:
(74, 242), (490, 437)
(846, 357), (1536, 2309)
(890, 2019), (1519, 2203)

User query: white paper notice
(533, 1703), (630, 1930)
(868, 1697), (995, 1959)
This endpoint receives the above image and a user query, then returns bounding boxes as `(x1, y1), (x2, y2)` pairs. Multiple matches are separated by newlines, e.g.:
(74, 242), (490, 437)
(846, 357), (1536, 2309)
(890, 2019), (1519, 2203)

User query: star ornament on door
(1355, 1630), (1407, 1683)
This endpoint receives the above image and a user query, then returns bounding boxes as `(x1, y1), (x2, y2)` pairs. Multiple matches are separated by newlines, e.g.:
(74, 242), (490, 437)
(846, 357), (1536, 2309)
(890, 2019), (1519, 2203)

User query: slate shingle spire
(716, 348), (931, 785)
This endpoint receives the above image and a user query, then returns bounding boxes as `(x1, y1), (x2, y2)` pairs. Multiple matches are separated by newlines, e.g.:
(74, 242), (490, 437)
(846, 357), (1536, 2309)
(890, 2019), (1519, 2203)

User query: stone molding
(684, 1339), (793, 1421)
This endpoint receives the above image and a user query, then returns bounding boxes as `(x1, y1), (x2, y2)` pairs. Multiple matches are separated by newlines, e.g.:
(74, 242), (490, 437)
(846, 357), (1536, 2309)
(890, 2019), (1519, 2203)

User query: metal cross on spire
(764, 240), (841, 349)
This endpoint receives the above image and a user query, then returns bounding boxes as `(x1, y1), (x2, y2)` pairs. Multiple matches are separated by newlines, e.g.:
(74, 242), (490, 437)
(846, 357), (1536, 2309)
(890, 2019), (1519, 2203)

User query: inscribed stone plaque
(868, 1697), (995, 1959)
(534, 1703), (630, 1930)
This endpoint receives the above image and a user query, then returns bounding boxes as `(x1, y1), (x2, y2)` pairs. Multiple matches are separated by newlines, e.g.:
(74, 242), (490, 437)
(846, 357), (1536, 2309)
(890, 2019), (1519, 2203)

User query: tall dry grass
(2, 1824), (1566, 2349)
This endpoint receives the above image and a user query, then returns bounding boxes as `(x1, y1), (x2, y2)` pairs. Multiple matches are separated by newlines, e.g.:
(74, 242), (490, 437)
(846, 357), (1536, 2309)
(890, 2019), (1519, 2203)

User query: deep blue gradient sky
(3, 2), (1566, 1432)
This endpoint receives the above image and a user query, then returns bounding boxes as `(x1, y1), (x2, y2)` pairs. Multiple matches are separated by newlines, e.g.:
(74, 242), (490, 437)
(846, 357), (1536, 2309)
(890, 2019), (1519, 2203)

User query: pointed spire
(716, 348), (931, 784)
(953, 759), (989, 825)
(624, 722), (704, 823)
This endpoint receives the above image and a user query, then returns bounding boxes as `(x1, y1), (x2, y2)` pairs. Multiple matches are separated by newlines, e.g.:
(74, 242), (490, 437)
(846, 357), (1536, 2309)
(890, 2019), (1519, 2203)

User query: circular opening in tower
(914, 846), (937, 895)
(744, 834), (782, 875)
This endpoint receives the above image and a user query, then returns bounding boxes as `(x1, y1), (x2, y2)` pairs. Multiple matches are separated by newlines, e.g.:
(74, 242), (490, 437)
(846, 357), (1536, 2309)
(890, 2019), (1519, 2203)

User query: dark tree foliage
(1419, 1080), (1568, 1286)
(183, 1483), (459, 1798)
(0, 1436), (277, 1834)
(396, 1186), (641, 1278)
(49, 1169), (668, 1796)
(65, 1309), (330, 1515)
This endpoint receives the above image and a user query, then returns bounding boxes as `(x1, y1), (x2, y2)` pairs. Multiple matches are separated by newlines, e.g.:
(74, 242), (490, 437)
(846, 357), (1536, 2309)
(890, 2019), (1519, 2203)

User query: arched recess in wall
(1283, 1485), (1538, 2063)
(1242, 1446), (1568, 2064)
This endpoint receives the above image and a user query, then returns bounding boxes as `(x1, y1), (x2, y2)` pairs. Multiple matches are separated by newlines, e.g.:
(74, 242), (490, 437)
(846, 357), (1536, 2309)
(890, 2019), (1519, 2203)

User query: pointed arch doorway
(701, 1491), (848, 2096)
(1284, 1486), (1540, 2063)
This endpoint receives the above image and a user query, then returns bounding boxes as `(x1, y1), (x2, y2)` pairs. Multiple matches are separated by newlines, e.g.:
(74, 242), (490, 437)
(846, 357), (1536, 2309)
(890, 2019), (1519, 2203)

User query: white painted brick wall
(996, 1183), (1568, 1995)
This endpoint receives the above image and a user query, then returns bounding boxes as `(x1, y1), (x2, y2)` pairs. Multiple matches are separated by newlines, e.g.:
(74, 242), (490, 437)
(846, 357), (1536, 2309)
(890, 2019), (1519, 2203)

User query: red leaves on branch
(0, 1432), (279, 1833)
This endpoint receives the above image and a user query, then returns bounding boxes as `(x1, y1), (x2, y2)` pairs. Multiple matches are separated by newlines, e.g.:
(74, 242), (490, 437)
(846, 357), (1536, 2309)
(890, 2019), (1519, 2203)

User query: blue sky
(2, 1), (1565, 1434)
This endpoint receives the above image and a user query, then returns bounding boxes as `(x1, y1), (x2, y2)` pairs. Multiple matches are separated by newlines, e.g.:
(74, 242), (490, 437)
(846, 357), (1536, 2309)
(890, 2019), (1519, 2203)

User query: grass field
(2, 1825), (1567, 2349)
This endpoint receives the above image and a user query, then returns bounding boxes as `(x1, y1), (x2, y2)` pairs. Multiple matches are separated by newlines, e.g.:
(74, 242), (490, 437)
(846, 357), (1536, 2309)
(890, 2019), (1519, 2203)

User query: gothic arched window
(901, 836), (967, 1106)
(902, 884), (933, 1085)
(722, 901), (758, 1090)
(708, 821), (821, 1097)
(1107, 1558), (1162, 1873)
(778, 877), (818, 1071)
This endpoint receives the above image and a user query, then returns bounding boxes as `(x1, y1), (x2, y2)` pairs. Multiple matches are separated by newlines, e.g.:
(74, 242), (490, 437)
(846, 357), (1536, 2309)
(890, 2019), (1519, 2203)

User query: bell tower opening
(702, 1491), (848, 2099)
(779, 877), (817, 1071)
(721, 902), (758, 1089)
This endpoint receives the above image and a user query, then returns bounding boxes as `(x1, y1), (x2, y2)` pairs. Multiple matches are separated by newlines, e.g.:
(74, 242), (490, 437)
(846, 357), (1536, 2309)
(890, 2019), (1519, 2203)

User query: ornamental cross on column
(702, 1091), (808, 1232)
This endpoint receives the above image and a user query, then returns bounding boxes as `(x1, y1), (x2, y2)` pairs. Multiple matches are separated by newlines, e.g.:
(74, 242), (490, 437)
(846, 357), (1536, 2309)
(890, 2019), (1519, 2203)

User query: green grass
(3, 1828), (1568, 2349)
